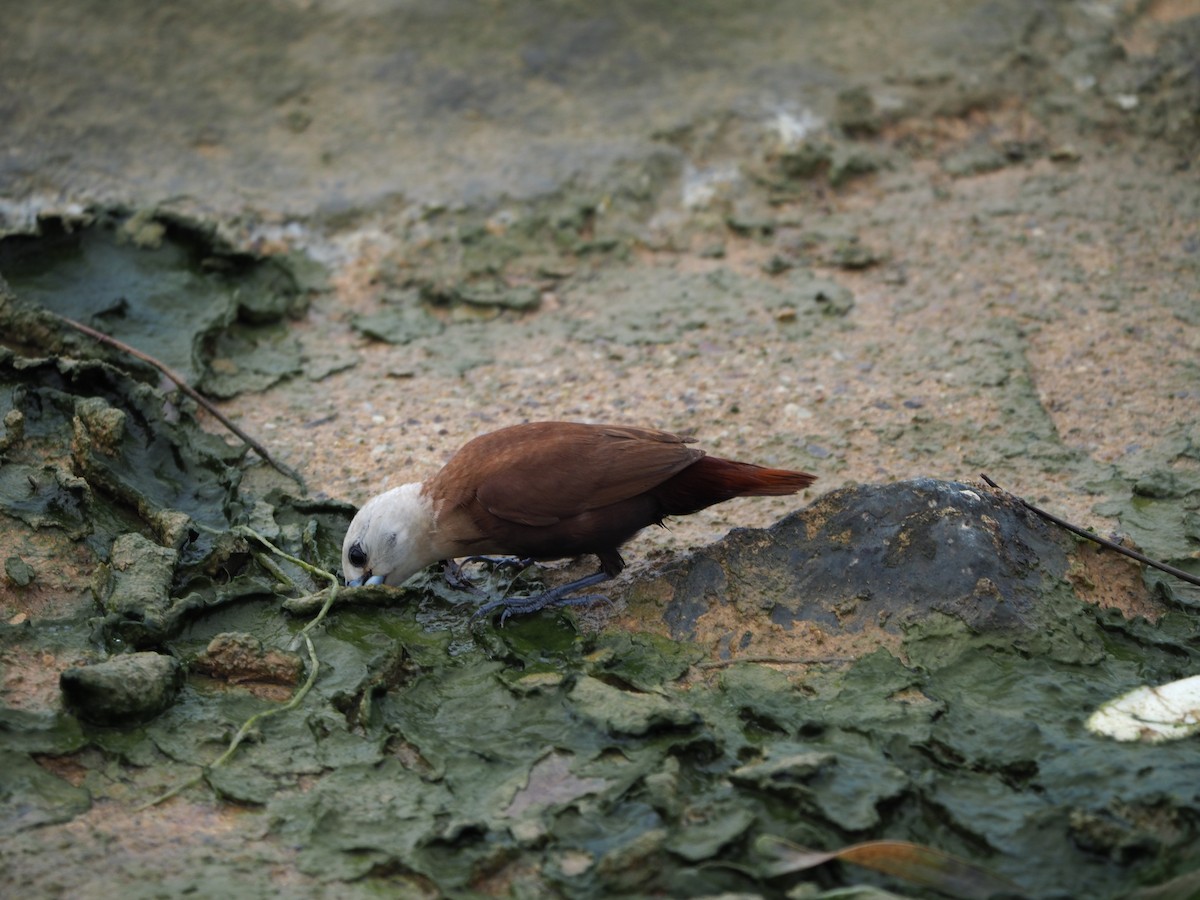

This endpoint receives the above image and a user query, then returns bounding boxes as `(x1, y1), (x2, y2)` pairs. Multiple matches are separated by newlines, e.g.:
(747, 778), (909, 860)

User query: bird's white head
(342, 483), (439, 587)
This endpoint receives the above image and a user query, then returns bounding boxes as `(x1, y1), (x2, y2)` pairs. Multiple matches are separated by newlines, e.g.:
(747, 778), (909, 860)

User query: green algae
(3, 555), (35, 587)
(1090, 422), (1200, 609)
(350, 288), (445, 346)
(0, 350), (283, 640)
(0, 705), (86, 756)
(94, 534), (181, 641)
(349, 261), (859, 378)
(199, 321), (305, 400)
(0, 214), (235, 385)
(0, 749), (91, 834)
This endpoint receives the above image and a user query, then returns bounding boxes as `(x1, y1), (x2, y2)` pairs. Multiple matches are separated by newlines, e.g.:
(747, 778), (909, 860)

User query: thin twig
(49, 312), (304, 486)
(134, 631), (320, 811)
(233, 526), (341, 640)
(253, 551), (297, 591)
(134, 527), (337, 810)
(980, 473), (1200, 589)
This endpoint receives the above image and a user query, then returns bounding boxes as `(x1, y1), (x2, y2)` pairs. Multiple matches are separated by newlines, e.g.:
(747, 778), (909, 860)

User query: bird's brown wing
(435, 422), (703, 528)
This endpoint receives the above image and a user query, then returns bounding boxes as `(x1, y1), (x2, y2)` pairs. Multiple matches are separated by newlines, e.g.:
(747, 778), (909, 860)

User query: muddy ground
(1, 1), (1199, 898)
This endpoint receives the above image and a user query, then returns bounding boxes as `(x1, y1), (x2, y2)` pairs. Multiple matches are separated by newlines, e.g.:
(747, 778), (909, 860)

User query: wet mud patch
(190, 631), (305, 695)
(0, 347), (254, 611)
(0, 209), (312, 398)
(0, 263), (355, 745)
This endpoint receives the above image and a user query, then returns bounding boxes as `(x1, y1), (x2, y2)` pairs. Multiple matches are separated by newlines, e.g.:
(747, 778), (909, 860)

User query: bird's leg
(471, 570), (613, 624)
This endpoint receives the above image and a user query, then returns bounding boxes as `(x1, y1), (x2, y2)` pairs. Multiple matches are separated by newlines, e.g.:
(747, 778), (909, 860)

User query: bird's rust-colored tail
(652, 455), (815, 516)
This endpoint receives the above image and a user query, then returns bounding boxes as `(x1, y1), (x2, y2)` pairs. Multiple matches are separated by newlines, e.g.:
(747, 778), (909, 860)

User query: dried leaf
(756, 834), (1024, 899)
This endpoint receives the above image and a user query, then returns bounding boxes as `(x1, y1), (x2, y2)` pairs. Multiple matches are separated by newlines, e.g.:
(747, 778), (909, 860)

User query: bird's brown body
(342, 422), (816, 617)
(429, 422), (814, 575)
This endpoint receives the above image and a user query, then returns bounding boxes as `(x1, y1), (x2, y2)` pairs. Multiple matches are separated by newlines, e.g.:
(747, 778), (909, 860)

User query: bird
(341, 421), (816, 620)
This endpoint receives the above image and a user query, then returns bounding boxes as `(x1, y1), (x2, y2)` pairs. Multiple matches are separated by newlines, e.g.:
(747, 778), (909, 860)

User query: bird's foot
(471, 571), (612, 625)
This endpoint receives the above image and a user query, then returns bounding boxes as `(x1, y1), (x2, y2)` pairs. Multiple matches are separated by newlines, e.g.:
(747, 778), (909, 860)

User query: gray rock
(60, 652), (184, 725)
(644, 478), (1070, 638)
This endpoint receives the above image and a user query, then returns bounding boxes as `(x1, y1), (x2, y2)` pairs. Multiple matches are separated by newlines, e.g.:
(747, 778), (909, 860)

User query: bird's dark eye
(348, 543), (367, 568)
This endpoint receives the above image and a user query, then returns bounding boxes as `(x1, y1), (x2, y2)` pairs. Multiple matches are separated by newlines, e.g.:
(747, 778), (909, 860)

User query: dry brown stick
(50, 312), (304, 486)
(980, 473), (1200, 589)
